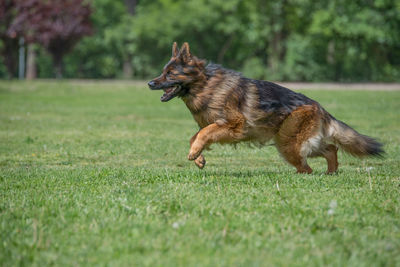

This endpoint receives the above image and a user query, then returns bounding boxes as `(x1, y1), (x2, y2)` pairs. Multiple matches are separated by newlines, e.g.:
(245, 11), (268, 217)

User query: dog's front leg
(190, 132), (206, 169)
(188, 123), (241, 162)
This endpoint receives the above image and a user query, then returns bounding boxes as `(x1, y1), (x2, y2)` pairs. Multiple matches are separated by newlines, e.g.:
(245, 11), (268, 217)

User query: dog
(148, 42), (383, 174)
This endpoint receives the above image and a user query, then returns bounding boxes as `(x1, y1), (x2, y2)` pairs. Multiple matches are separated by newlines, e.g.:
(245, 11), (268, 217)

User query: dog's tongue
(161, 87), (175, 102)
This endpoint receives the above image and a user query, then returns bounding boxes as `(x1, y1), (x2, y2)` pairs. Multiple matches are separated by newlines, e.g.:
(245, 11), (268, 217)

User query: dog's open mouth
(161, 85), (181, 102)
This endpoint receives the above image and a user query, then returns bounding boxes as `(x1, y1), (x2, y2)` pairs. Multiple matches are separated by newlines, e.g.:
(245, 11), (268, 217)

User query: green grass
(1, 80), (399, 266)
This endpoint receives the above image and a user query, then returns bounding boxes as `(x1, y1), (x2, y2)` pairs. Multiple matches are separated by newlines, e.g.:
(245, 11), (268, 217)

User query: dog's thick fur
(148, 42), (384, 173)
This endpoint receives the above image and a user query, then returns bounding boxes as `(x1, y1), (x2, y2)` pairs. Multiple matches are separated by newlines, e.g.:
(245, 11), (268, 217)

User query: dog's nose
(148, 80), (156, 88)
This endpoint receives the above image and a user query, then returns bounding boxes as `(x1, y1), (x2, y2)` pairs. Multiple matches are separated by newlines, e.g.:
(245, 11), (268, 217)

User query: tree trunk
(327, 40), (335, 65)
(267, 1), (288, 77)
(217, 34), (235, 64)
(25, 44), (37, 79)
(123, 57), (133, 79)
(124, 0), (137, 15)
(268, 31), (285, 74)
(327, 40), (339, 80)
(26, 44), (37, 80)
(122, 0), (138, 78)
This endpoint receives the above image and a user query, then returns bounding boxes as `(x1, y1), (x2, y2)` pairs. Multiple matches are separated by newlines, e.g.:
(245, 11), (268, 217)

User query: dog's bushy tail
(327, 118), (384, 157)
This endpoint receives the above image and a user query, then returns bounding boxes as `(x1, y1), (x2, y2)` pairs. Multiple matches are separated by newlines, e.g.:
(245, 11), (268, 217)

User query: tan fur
(274, 105), (319, 173)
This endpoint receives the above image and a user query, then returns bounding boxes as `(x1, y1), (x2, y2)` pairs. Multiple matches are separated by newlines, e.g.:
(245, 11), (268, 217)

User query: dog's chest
(184, 95), (220, 128)
(192, 110), (219, 128)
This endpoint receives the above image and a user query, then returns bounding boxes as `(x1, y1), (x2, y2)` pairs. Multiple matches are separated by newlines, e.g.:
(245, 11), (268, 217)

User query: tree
(122, 0), (137, 78)
(9, 0), (93, 78)
(103, 0), (138, 79)
(1, 0), (399, 81)
(0, 0), (18, 78)
(306, 0), (400, 81)
(62, 0), (127, 78)
(25, 43), (37, 80)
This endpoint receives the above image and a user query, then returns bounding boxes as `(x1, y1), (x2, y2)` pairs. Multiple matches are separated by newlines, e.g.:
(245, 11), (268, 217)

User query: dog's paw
(187, 152), (199, 161)
(194, 155), (206, 169)
(188, 145), (203, 161)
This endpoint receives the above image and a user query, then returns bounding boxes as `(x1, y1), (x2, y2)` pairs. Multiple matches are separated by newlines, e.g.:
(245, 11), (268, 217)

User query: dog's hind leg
(308, 144), (339, 174)
(275, 105), (322, 174)
(322, 144), (339, 174)
(190, 132), (206, 169)
(275, 142), (313, 174)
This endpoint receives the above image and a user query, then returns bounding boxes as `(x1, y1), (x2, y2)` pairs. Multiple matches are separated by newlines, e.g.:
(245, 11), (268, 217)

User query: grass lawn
(0, 80), (399, 266)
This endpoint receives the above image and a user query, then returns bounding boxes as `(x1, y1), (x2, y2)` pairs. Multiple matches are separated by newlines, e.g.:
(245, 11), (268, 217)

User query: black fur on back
(250, 79), (316, 114)
(204, 63), (316, 114)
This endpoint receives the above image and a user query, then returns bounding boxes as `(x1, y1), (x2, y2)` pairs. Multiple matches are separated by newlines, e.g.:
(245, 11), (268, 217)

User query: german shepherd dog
(148, 42), (383, 173)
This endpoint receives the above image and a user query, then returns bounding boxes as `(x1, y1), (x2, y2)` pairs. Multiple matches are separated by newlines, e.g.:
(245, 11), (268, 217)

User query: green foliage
(2, 0), (400, 80)
(242, 57), (266, 80)
(1, 81), (400, 265)
(51, 0), (127, 78)
(305, 0), (400, 81)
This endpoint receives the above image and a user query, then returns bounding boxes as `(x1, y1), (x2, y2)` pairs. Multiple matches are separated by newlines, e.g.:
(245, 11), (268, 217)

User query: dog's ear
(172, 42), (179, 58)
(179, 42), (191, 62)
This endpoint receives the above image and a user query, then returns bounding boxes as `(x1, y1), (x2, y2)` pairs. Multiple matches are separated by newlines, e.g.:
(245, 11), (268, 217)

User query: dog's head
(148, 42), (206, 102)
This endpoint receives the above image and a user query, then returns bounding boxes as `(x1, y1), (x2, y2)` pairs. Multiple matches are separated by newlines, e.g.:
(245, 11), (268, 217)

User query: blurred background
(1, 0), (399, 82)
